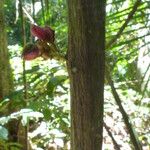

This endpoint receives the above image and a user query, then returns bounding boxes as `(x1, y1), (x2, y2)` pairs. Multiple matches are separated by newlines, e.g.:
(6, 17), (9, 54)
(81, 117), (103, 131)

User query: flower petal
(31, 24), (55, 42)
(22, 43), (40, 61)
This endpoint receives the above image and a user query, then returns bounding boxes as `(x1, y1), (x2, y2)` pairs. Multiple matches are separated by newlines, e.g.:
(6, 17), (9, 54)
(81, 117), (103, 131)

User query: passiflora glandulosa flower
(31, 24), (55, 43)
(22, 43), (40, 60)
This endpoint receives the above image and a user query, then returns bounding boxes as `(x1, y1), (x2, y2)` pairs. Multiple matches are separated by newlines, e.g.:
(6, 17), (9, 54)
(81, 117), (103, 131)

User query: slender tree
(67, 0), (106, 149)
(0, 0), (20, 144)
(0, 0), (14, 99)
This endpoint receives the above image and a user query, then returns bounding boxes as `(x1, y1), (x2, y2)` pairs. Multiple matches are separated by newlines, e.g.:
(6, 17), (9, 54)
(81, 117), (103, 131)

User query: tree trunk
(67, 0), (106, 149)
(0, 0), (14, 99)
(0, 0), (19, 143)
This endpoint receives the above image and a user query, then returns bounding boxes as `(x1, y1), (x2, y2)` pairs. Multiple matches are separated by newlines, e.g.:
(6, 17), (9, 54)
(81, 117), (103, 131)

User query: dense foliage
(0, 0), (149, 149)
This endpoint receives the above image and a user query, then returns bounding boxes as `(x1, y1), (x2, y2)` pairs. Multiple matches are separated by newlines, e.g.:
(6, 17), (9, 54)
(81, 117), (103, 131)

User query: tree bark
(0, 0), (20, 144)
(67, 0), (106, 149)
(0, 0), (14, 99)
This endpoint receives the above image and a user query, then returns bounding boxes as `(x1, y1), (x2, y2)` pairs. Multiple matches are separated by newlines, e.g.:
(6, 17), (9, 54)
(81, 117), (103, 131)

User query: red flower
(31, 24), (55, 43)
(22, 43), (40, 61)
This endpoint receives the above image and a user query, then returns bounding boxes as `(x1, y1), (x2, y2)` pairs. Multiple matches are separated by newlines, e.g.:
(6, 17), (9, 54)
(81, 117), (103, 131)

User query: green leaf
(47, 75), (67, 96)
(0, 126), (8, 140)
(43, 108), (52, 121)
(25, 65), (40, 74)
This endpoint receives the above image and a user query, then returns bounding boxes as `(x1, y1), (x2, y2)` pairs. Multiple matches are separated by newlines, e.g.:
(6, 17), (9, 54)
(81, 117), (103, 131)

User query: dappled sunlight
(0, 0), (149, 149)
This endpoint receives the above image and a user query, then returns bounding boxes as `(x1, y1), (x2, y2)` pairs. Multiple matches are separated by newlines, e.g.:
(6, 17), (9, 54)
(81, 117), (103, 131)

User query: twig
(22, 7), (35, 24)
(31, 0), (35, 21)
(105, 0), (143, 149)
(49, 43), (67, 61)
(19, 1), (27, 101)
(104, 122), (121, 150)
(19, 1), (29, 150)
(40, 0), (46, 24)
(105, 66), (142, 150)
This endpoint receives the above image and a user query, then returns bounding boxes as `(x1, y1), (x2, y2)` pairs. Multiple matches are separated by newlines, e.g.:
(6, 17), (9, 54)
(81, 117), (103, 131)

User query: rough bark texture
(0, 0), (19, 144)
(0, 0), (13, 99)
(67, 0), (105, 149)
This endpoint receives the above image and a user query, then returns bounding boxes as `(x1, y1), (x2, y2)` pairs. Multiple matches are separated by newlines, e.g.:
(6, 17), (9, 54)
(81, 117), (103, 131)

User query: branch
(105, 66), (142, 150)
(48, 43), (67, 61)
(106, 0), (142, 49)
(22, 7), (35, 24)
(19, 1), (29, 150)
(19, 0), (27, 100)
(105, 1), (143, 149)
(104, 122), (121, 150)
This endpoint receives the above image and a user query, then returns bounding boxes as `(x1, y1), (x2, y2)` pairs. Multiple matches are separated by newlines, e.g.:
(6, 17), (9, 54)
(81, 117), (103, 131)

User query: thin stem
(19, 0), (28, 150)
(104, 122), (121, 150)
(32, 0), (35, 21)
(40, 0), (46, 24)
(105, 66), (142, 150)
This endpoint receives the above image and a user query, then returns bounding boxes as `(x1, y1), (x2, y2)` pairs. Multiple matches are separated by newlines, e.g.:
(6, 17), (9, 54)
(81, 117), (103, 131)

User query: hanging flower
(31, 24), (55, 43)
(22, 43), (40, 60)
